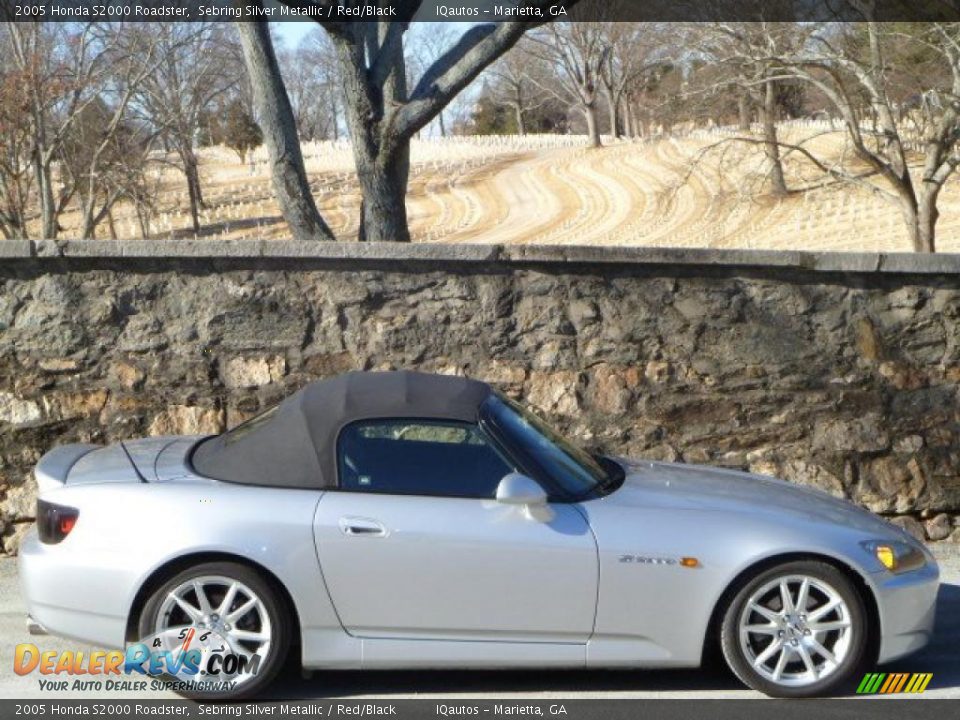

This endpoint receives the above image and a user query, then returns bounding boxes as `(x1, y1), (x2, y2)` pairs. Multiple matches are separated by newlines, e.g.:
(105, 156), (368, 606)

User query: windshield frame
(479, 393), (620, 502)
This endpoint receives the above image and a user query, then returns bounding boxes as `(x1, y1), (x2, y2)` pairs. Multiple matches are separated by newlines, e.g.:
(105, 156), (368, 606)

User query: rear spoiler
(34, 444), (99, 493)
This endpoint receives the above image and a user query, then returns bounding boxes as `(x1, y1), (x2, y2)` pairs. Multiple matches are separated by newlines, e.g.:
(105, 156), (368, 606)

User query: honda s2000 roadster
(20, 371), (938, 698)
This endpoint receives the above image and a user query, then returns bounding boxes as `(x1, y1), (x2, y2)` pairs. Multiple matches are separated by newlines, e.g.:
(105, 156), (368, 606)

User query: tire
(138, 561), (291, 700)
(720, 560), (868, 697)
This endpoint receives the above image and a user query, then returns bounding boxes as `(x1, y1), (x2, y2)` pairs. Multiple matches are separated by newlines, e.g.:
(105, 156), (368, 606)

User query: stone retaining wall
(1, 241), (959, 552)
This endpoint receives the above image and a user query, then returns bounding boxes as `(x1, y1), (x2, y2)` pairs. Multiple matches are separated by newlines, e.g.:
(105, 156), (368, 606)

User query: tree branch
(394, 0), (580, 139)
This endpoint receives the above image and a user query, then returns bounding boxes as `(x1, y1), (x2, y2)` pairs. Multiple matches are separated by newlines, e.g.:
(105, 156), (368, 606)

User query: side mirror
(496, 473), (548, 507)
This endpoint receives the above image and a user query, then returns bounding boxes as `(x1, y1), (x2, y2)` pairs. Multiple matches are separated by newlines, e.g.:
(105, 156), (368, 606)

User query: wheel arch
(700, 551), (881, 667)
(125, 551), (303, 648)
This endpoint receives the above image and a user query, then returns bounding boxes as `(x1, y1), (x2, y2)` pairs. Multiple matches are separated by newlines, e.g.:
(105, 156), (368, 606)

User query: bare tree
(692, 23), (803, 196)
(527, 20), (609, 147)
(487, 41), (551, 136)
(59, 98), (143, 238)
(129, 23), (239, 234)
(240, 0), (580, 243)
(109, 135), (163, 240)
(621, 59), (676, 138)
(750, 22), (960, 252)
(597, 22), (666, 140)
(281, 29), (343, 142)
(0, 35), (34, 239)
(2, 21), (161, 239)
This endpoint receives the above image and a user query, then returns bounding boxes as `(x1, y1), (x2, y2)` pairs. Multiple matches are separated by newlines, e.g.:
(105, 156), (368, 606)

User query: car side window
(337, 420), (514, 498)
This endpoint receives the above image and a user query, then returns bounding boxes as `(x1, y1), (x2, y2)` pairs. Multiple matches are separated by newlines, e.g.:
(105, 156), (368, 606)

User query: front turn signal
(862, 540), (926, 573)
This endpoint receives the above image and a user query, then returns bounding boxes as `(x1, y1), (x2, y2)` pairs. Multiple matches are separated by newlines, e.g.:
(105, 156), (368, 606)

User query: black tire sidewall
(137, 561), (291, 700)
(720, 560), (868, 698)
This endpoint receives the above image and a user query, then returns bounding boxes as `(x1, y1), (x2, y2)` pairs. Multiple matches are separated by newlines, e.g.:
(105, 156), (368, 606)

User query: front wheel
(720, 560), (868, 697)
(138, 562), (291, 700)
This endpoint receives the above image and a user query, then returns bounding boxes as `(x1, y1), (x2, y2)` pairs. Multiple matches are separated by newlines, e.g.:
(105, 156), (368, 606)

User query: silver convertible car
(20, 371), (938, 698)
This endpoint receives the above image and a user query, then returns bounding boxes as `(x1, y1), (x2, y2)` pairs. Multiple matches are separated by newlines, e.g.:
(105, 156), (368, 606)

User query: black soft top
(191, 370), (493, 489)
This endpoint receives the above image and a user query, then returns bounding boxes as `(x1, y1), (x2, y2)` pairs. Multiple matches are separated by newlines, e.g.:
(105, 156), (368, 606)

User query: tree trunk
(438, 111), (446, 137)
(136, 203), (151, 239)
(584, 102), (602, 148)
(236, 12), (334, 242)
(331, 96), (340, 141)
(623, 100), (634, 139)
(106, 207), (118, 240)
(179, 145), (203, 234)
(761, 80), (788, 196)
(914, 188), (938, 253)
(632, 105), (645, 138)
(356, 150), (410, 243)
(80, 194), (96, 240)
(605, 90), (620, 139)
(738, 92), (751, 132)
(33, 153), (56, 239)
(515, 104), (526, 136)
(335, 23), (413, 243)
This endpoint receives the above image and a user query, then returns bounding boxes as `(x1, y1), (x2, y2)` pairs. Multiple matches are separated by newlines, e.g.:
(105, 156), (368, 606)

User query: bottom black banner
(2, 699), (954, 720)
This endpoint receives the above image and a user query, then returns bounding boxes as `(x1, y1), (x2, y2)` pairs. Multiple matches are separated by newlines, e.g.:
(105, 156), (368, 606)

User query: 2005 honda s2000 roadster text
(19, 371), (938, 699)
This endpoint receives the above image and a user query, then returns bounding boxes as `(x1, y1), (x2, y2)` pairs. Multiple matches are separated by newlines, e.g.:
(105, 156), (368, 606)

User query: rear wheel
(138, 562), (291, 700)
(720, 560), (868, 697)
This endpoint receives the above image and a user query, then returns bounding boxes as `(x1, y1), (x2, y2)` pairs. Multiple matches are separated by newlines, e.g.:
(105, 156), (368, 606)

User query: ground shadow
(165, 216), (284, 239)
(872, 582), (960, 691)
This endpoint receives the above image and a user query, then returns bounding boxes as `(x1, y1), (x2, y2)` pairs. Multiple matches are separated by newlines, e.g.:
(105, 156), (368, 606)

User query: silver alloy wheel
(154, 575), (272, 687)
(738, 574), (852, 687)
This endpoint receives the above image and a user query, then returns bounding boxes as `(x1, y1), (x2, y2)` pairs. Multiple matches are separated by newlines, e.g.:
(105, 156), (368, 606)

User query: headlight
(861, 540), (927, 573)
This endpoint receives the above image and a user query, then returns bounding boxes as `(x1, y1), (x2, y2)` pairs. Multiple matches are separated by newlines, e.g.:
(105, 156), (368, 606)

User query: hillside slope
(55, 129), (960, 252)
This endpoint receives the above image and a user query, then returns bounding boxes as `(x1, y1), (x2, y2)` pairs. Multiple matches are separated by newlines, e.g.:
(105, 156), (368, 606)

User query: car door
(313, 419), (598, 643)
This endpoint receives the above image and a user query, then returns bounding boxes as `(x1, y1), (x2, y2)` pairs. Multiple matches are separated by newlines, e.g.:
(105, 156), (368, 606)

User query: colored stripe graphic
(891, 673), (910, 693)
(879, 673), (897, 693)
(857, 672), (931, 694)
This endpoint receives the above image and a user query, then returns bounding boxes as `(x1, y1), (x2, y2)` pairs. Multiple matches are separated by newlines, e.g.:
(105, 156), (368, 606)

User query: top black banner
(3, 0), (960, 23)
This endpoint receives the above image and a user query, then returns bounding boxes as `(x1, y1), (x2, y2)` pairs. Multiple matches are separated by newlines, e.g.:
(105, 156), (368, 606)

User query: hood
(611, 458), (901, 538)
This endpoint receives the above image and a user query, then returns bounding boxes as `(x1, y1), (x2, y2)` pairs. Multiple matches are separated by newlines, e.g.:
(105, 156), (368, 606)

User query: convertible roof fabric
(191, 370), (493, 489)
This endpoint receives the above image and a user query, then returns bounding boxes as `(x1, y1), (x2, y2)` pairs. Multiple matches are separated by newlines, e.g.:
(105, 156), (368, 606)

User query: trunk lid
(35, 437), (186, 491)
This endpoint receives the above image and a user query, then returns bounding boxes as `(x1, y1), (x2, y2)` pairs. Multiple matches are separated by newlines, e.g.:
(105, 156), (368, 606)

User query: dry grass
(55, 126), (960, 252)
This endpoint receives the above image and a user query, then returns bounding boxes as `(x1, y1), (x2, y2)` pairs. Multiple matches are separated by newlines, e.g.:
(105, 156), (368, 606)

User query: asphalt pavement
(1, 547), (957, 700)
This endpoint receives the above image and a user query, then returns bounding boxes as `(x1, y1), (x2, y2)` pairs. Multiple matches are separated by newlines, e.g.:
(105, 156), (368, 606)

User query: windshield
(481, 394), (611, 498)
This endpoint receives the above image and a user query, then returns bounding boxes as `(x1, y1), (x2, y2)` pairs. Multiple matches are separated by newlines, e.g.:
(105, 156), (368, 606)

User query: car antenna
(120, 441), (149, 483)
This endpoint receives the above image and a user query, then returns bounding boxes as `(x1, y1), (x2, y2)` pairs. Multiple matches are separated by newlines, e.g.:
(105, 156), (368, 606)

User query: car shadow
(268, 665), (743, 699)
(267, 581), (959, 699)
(869, 581), (960, 693)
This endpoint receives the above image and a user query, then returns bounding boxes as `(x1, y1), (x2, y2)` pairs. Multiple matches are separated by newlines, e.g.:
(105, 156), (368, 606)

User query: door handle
(339, 516), (387, 537)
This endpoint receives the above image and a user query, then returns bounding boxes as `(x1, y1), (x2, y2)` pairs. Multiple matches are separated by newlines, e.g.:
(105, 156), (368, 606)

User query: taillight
(37, 500), (79, 544)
